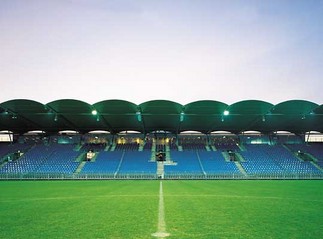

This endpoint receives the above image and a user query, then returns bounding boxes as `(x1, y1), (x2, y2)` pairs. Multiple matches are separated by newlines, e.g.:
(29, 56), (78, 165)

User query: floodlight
(91, 110), (98, 115)
(262, 116), (266, 122)
(136, 111), (142, 122)
(223, 110), (229, 116)
(180, 112), (185, 122)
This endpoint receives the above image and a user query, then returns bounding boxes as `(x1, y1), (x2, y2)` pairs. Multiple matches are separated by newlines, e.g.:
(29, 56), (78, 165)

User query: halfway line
(152, 181), (170, 238)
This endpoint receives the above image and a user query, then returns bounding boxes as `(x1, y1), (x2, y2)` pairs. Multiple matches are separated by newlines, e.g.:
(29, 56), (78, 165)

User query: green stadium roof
(0, 99), (322, 134)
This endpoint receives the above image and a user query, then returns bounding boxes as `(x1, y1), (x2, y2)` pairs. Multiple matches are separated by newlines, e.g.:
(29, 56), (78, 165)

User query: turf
(0, 180), (322, 239)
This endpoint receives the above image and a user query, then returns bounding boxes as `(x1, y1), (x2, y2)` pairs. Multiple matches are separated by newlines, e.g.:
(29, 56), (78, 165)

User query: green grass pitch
(0, 180), (322, 239)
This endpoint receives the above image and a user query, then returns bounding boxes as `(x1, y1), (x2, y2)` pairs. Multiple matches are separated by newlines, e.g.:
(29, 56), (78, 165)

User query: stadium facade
(0, 99), (322, 180)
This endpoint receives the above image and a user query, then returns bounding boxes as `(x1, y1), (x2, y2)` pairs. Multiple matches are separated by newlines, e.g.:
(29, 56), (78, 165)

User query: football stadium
(0, 99), (323, 238)
(1, 99), (323, 180)
(1, 1), (323, 238)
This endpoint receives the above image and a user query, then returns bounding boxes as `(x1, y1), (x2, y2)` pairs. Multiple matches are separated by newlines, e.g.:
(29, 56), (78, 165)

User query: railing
(0, 172), (322, 180)
(164, 173), (323, 180)
(0, 172), (157, 180)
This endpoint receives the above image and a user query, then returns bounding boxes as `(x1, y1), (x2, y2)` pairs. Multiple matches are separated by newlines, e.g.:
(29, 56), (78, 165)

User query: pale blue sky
(1, 0), (322, 105)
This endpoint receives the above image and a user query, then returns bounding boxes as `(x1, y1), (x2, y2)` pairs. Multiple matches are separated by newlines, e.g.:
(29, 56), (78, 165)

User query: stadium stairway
(164, 147), (176, 165)
(110, 143), (116, 151)
(149, 141), (156, 161)
(234, 161), (248, 176)
(165, 151), (171, 162)
(296, 151), (318, 164)
(89, 153), (98, 162)
(221, 150), (245, 162)
(74, 161), (86, 174)
(157, 162), (164, 178)
(196, 151), (207, 175)
(235, 152), (245, 162)
(287, 145), (318, 163)
(114, 151), (125, 176)
(74, 143), (83, 151)
(284, 144), (323, 172)
(310, 161), (323, 172)
(150, 151), (156, 162)
(238, 144), (246, 151)
(165, 144), (171, 162)
(221, 152), (231, 162)
(283, 144), (305, 162)
(211, 146), (217, 151)
(138, 143), (144, 151)
(75, 152), (86, 162)
(104, 144), (110, 151)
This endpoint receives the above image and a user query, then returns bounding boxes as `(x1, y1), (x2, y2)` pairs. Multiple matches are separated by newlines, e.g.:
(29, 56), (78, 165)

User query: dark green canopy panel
(93, 100), (142, 133)
(0, 99), (322, 134)
(139, 100), (183, 133)
(181, 100), (228, 133)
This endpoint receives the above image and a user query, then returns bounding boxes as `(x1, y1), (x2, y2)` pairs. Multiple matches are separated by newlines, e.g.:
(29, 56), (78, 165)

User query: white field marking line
(152, 181), (170, 238)
(163, 194), (323, 202)
(2, 194), (322, 203)
(0, 194), (158, 203)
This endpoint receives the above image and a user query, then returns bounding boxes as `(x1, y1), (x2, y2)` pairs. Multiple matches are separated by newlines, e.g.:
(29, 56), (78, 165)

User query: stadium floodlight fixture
(91, 109), (98, 116)
(262, 115), (266, 122)
(223, 110), (229, 116)
(136, 111), (142, 122)
(180, 112), (185, 122)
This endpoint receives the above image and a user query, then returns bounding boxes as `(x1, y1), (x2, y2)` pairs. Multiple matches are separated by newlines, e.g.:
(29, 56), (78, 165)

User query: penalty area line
(152, 181), (170, 238)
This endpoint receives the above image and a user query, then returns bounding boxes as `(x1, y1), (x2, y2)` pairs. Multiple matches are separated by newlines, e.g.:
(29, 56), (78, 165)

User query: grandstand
(0, 99), (323, 180)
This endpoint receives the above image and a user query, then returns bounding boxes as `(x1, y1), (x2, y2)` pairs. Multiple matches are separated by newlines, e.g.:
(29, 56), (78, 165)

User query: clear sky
(1, 0), (322, 105)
